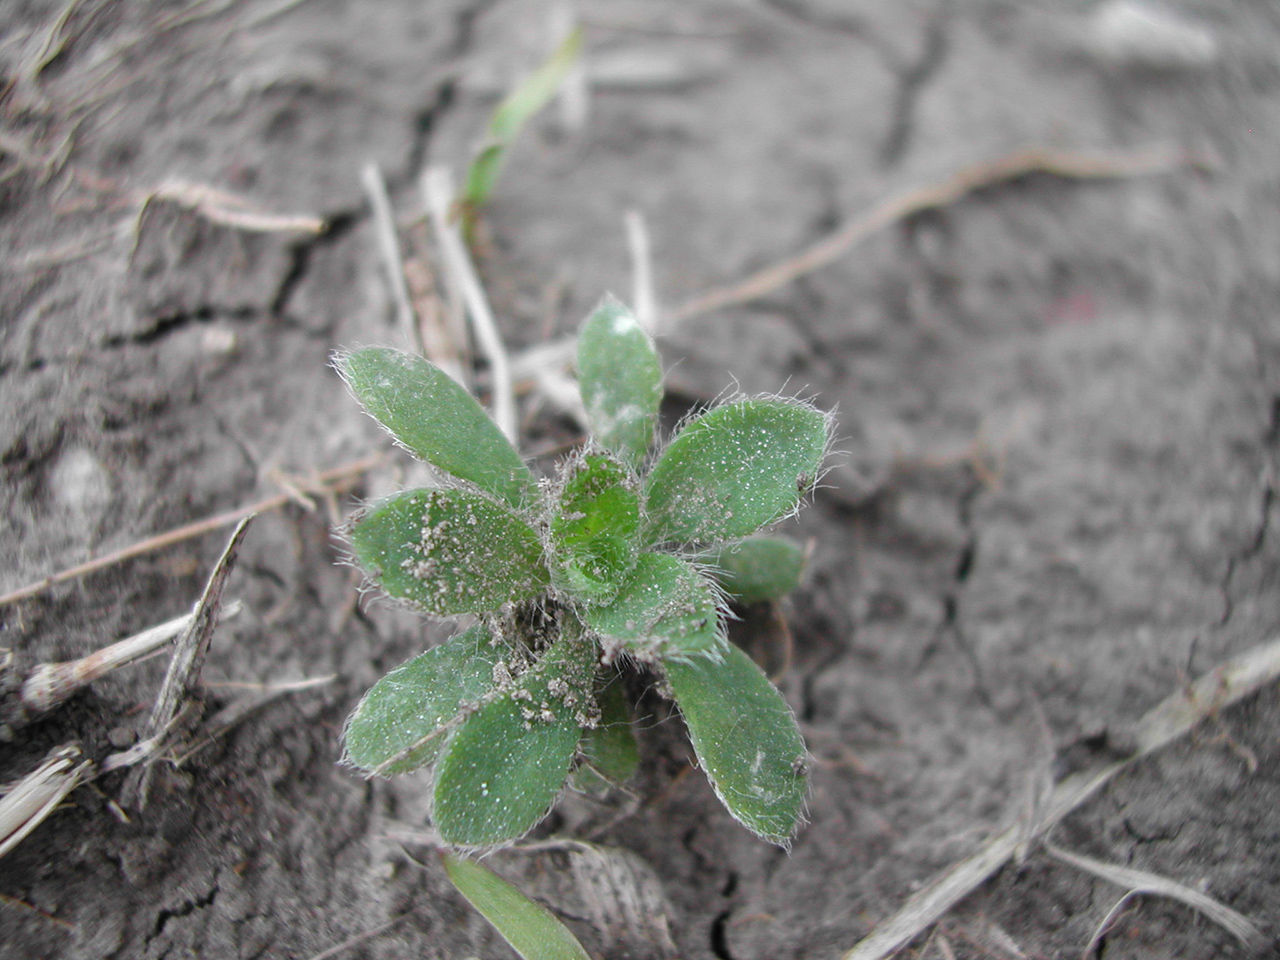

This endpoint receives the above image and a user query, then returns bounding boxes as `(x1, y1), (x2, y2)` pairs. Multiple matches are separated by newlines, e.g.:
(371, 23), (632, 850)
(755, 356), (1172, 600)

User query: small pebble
(1086, 0), (1219, 70)
(107, 726), (135, 749)
(201, 326), (239, 357)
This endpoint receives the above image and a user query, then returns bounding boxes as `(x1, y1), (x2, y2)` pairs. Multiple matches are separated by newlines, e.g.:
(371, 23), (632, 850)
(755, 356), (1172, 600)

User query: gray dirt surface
(2, 1), (1278, 958)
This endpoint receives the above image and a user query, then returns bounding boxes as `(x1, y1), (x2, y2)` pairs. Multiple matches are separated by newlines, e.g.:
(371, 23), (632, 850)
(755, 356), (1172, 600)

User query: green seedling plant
(338, 296), (831, 857)
(458, 25), (584, 239)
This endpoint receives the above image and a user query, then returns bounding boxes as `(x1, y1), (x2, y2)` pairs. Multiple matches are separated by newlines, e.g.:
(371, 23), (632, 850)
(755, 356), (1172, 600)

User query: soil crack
(878, 8), (951, 167)
(101, 307), (257, 349)
(148, 877), (220, 944)
(760, 0), (953, 166)
(922, 472), (991, 705)
(710, 907), (739, 960)
(1217, 468), (1275, 629)
(268, 209), (359, 321)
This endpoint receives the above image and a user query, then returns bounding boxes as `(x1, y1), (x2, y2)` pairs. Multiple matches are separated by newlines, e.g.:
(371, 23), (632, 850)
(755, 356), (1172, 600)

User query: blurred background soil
(2, 1), (1278, 957)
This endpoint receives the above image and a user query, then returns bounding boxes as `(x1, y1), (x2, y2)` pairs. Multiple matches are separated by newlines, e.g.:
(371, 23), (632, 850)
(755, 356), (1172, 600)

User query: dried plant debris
(0, 603), (241, 739)
(121, 517), (253, 810)
(840, 636), (1280, 960)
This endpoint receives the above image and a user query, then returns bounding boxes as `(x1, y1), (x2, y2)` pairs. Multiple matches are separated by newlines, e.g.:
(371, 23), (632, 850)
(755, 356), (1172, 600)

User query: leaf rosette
(339, 295), (830, 850)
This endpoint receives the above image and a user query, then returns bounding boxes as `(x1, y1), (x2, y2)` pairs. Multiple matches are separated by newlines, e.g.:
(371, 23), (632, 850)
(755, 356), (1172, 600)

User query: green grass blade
(581, 552), (723, 660)
(643, 398), (828, 546)
(350, 489), (548, 616)
(550, 453), (641, 604)
(460, 26), (585, 218)
(576, 296), (663, 468)
(433, 632), (597, 847)
(665, 643), (808, 845)
(339, 347), (535, 508)
(442, 852), (593, 960)
(344, 625), (498, 776)
(705, 534), (806, 604)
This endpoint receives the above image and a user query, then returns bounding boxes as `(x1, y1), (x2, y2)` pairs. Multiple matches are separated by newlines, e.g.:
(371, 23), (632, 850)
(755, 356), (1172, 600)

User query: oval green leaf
(350, 489), (548, 616)
(582, 552), (723, 660)
(577, 296), (663, 468)
(643, 399), (827, 546)
(344, 625), (498, 776)
(664, 643), (808, 845)
(442, 852), (593, 960)
(571, 675), (639, 794)
(433, 634), (597, 847)
(706, 534), (807, 604)
(550, 454), (641, 604)
(339, 347), (535, 508)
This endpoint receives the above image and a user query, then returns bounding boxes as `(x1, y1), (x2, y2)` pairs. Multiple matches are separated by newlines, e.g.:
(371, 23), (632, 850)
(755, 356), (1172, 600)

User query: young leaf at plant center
(550, 453), (641, 604)
(433, 631), (598, 847)
(582, 552), (723, 660)
(339, 347), (535, 509)
(351, 489), (548, 616)
(442, 851), (593, 960)
(572, 675), (639, 794)
(577, 296), (663, 468)
(643, 399), (827, 546)
(459, 26), (584, 231)
(344, 625), (498, 776)
(665, 643), (807, 845)
(706, 535), (806, 604)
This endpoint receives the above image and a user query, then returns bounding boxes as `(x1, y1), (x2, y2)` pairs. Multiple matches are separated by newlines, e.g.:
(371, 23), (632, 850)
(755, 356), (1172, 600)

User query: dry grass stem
(145, 180), (326, 235)
(12, 601), (242, 723)
(0, 891), (78, 932)
(380, 820), (445, 849)
(404, 236), (468, 384)
(421, 165), (518, 443)
(171, 675), (336, 765)
(507, 144), (1198, 393)
(121, 518), (251, 810)
(1079, 892), (1139, 959)
(1045, 842), (1263, 951)
(361, 162), (421, 354)
(765, 600), (795, 684)
(25, 0), (87, 81)
(0, 455), (378, 608)
(203, 675), (336, 693)
(840, 635), (1280, 960)
(0, 744), (92, 859)
(511, 337), (577, 393)
(303, 915), (408, 960)
(529, 363), (588, 430)
(6, 228), (118, 272)
(669, 144), (1204, 324)
(626, 208), (657, 332)
(244, 0), (322, 28)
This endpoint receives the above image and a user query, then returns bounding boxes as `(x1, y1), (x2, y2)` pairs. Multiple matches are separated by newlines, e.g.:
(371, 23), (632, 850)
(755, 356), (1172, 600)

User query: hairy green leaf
(572, 676), (639, 794)
(643, 399), (827, 546)
(582, 552), (723, 659)
(339, 348), (535, 508)
(577, 296), (663, 468)
(706, 535), (807, 604)
(551, 454), (641, 604)
(344, 625), (498, 776)
(433, 633), (597, 847)
(351, 489), (548, 616)
(665, 643), (807, 845)
(442, 852), (593, 960)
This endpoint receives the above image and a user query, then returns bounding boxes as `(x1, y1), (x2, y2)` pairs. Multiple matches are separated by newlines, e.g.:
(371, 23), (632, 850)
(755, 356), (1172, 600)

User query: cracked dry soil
(3, 2), (1279, 958)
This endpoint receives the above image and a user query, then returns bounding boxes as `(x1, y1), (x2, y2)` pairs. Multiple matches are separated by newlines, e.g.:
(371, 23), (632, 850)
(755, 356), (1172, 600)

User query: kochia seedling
(338, 296), (832, 849)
